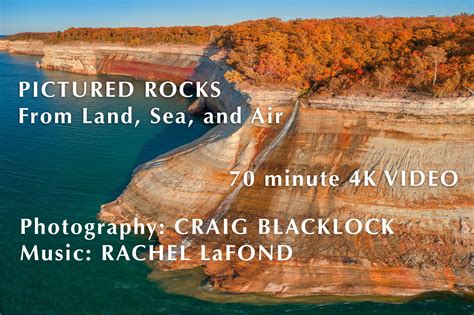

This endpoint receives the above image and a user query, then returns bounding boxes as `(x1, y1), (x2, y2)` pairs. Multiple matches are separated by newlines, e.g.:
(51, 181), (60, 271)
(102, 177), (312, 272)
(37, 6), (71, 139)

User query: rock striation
(3, 39), (473, 298)
(102, 97), (473, 297)
(0, 40), (44, 55)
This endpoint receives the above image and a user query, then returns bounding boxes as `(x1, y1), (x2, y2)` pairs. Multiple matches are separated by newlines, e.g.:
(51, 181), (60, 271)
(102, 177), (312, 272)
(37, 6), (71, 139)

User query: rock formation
(102, 96), (473, 297)
(0, 40), (44, 55)
(2, 39), (473, 298)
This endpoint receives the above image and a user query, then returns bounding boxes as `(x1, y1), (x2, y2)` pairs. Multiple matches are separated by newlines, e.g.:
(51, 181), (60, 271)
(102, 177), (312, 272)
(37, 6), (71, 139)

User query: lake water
(0, 52), (471, 313)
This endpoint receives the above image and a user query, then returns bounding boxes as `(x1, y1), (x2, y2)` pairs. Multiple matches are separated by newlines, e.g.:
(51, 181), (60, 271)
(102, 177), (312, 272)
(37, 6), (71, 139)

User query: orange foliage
(7, 14), (474, 95)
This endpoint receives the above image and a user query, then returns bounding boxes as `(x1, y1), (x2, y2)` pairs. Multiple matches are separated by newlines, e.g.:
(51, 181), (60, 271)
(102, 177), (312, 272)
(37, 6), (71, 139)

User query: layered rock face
(4, 40), (473, 297)
(102, 96), (473, 297)
(0, 40), (44, 55)
(38, 43), (214, 81)
(200, 102), (473, 296)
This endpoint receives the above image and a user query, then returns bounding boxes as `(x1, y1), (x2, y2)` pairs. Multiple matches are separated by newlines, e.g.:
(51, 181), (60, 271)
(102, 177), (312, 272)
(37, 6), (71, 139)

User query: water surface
(0, 52), (471, 314)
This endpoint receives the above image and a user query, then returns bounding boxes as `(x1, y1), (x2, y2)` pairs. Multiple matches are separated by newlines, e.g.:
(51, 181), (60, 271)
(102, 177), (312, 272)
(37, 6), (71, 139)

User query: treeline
(6, 26), (220, 45)
(7, 15), (474, 96)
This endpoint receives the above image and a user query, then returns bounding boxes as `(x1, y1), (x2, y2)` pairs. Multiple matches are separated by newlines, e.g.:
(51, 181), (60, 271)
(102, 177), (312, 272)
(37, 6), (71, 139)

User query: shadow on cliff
(135, 44), (252, 173)
(105, 118), (214, 202)
(106, 43), (252, 200)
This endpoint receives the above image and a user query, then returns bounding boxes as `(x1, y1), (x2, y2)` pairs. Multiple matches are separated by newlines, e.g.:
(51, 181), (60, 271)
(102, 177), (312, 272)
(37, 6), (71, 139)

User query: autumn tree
(6, 14), (473, 96)
(423, 45), (447, 85)
(374, 66), (394, 90)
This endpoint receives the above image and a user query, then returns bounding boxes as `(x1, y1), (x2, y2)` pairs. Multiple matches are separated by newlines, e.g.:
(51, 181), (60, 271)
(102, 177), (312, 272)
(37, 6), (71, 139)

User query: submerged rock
(188, 97), (207, 115)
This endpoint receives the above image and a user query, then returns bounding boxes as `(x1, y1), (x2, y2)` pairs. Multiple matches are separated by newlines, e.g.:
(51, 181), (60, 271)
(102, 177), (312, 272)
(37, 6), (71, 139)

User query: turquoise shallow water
(0, 52), (472, 314)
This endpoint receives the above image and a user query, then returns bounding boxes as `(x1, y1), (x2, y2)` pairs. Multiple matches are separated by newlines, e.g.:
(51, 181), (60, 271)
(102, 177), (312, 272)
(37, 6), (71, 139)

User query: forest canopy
(7, 14), (474, 96)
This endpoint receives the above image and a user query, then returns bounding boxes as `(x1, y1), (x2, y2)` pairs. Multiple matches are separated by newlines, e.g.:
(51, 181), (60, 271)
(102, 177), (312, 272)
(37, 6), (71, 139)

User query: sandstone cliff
(102, 96), (473, 297)
(4, 40), (473, 298)
(0, 40), (44, 55)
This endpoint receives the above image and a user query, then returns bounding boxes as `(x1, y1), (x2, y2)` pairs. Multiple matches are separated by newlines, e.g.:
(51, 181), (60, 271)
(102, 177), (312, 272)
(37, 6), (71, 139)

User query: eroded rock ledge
(103, 94), (474, 297)
(3, 39), (473, 298)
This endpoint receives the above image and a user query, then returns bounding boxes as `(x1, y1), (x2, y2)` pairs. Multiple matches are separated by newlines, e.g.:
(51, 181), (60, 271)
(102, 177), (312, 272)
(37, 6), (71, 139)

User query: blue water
(0, 52), (472, 314)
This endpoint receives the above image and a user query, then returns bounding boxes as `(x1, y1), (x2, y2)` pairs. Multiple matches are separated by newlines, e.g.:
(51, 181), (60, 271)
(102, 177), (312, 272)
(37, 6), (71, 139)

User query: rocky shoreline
(2, 39), (473, 298)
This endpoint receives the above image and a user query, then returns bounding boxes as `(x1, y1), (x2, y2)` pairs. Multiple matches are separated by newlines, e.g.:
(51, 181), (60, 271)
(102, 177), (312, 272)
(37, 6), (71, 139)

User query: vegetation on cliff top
(6, 15), (474, 96)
